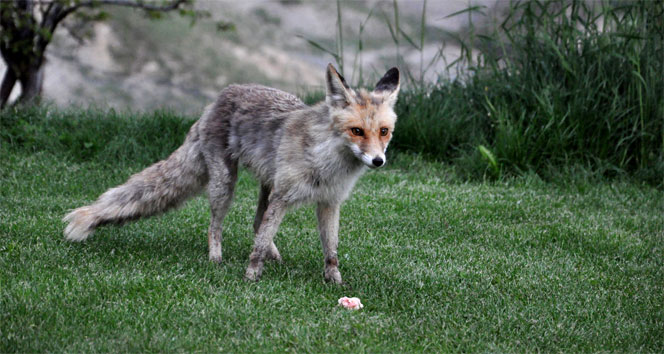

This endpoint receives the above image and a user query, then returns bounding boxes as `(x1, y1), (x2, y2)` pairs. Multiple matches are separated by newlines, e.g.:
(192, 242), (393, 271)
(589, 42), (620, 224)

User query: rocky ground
(2, 0), (499, 113)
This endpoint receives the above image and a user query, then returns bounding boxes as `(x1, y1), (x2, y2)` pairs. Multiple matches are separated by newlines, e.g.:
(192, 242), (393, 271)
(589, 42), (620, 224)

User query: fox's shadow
(64, 222), (332, 283)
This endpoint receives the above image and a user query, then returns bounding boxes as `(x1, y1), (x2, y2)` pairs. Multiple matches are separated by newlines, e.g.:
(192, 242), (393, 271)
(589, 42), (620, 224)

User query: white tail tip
(63, 207), (96, 241)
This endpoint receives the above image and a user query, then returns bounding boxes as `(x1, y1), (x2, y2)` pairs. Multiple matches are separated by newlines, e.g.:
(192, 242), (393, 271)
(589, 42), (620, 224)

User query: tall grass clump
(483, 0), (662, 177)
(394, 0), (663, 183)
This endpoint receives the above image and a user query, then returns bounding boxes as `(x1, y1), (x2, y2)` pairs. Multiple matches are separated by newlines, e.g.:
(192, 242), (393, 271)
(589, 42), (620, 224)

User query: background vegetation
(386, 0), (663, 184)
(3, 1), (662, 186)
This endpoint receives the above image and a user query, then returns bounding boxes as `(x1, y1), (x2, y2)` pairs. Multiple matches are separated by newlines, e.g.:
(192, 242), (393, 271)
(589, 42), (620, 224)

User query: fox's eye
(350, 128), (364, 136)
(380, 128), (389, 136)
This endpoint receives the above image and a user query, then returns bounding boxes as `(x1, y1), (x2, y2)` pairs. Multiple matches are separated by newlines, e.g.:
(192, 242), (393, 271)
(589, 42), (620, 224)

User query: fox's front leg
(317, 202), (343, 284)
(245, 198), (287, 281)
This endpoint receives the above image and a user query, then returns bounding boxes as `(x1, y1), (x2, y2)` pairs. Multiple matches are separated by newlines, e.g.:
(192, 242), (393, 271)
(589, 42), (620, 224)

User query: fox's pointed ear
(374, 67), (400, 108)
(325, 64), (353, 109)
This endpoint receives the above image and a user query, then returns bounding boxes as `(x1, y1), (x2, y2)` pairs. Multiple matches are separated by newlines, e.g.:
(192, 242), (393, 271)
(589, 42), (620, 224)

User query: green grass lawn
(1, 148), (662, 352)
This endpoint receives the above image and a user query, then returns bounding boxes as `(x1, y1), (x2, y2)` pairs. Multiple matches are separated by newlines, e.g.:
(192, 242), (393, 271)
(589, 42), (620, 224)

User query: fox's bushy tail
(63, 121), (209, 241)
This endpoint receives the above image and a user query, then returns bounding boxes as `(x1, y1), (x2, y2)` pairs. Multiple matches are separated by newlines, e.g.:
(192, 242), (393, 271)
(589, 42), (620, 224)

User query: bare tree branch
(37, 0), (51, 21)
(40, 2), (63, 31)
(54, 0), (188, 31)
(38, 0), (188, 54)
(67, 0), (188, 14)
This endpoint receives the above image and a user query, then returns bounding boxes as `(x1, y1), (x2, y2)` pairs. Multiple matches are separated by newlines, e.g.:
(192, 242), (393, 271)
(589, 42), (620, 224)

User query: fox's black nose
(372, 157), (384, 167)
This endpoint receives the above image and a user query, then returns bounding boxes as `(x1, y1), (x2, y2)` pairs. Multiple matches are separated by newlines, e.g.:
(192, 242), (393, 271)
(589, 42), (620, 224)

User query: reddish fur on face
(333, 89), (396, 156)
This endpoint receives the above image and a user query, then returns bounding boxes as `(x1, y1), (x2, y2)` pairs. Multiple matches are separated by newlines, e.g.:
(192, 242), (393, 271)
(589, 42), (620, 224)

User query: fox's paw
(244, 264), (263, 282)
(208, 244), (223, 264)
(209, 254), (223, 264)
(324, 267), (343, 285)
(266, 242), (282, 263)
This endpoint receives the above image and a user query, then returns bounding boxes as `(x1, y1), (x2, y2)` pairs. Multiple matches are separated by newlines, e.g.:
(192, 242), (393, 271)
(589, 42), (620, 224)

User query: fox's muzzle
(348, 141), (388, 168)
(357, 150), (386, 169)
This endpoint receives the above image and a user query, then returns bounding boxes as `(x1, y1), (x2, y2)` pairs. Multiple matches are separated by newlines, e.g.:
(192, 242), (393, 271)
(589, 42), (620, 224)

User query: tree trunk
(0, 67), (17, 108)
(1, 0), (187, 108)
(17, 64), (44, 106)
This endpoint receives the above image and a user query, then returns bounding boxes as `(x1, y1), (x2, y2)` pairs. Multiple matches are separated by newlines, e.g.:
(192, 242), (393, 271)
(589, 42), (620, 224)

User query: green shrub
(391, 0), (663, 184)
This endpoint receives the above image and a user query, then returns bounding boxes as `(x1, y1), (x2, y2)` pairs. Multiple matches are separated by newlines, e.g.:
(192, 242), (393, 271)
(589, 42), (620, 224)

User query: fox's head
(325, 64), (400, 169)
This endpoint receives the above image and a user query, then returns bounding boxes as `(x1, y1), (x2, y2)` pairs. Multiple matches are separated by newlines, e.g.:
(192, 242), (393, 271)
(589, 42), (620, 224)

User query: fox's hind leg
(207, 158), (238, 263)
(254, 184), (282, 262)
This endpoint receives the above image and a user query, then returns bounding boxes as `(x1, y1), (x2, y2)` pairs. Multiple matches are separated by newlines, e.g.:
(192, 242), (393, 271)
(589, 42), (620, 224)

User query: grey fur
(63, 65), (400, 283)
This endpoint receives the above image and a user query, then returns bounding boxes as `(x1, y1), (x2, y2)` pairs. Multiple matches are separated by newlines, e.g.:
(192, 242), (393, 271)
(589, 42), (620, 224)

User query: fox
(63, 64), (400, 283)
